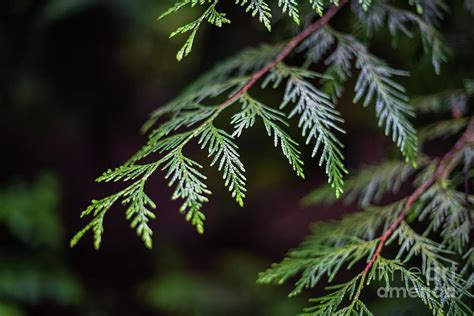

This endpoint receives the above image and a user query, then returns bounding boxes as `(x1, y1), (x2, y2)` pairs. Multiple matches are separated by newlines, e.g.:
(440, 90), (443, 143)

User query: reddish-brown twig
(362, 117), (474, 275)
(218, 0), (348, 110)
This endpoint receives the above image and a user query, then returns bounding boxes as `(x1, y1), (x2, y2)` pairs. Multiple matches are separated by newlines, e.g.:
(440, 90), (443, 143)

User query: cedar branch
(363, 116), (474, 275)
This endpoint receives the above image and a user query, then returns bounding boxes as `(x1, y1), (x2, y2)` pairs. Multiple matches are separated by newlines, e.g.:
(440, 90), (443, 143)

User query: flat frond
(389, 221), (468, 304)
(278, 0), (300, 24)
(198, 123), (247, 206)
(298, 27), (336, 67)
(168, 1), (230, 61)
(370, 257), (444, 314)
(275, 64), (347, 196)
(257, 223), (377, 296)
(353, 1), (448, 73)
(349, 40), (418, 163)
(320, 30), (354, 100)
(235, 0), (272, 31)
(299, 28), (418, 164)
(233, 93), (305, 178)
(308, 0), (342, 16)
(71, 171), (158, 249)
(133, 106), (218, 164)
(162, 148), (211, 234)
(418, 184), (473, 253)
(303, 274), (371, 316)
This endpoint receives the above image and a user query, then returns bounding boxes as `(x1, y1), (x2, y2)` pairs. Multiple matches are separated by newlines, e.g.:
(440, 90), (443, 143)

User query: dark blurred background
(1, 1), (473, 315)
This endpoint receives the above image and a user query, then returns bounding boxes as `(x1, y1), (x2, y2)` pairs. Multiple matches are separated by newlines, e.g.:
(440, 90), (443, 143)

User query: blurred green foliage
(0, 174), (83, 315)
(140, 251), (306, 316)
(0, 174), (63, 247)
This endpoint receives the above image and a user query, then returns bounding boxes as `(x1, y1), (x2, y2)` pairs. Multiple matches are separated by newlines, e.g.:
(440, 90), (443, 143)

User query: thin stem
(218, 0), (348, 110)
(362, 117), (474, 275)
(349, 272), (366, 309)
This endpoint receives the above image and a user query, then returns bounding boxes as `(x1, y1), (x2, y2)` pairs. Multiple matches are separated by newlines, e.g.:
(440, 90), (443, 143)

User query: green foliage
(257, 226), (378, 297)
(167, 1), (231, 61)
(303, 273), (371, 315)
(0, 174), (83, 313)
(236, 0), (273, 31)
(48, 0), (472, 313)
(352, 1), (448, 74)
(73, 0), (455, 249)
(71, 0), (448, 248)
(369, 257), (444, 313)
(274, 65), (346, 196)
(278, 0), (301, 24)
(259, 87), (474, 314)
(199, 123), (247, 206)
(352, 45), (417, 163)
(233, 93), (305, 178)
(160, 0), (449, 64)
(0, 303), (22, 316)
(0, 173), (63, 248)
(303, 27), (418, 163)
(159, 1), (351, 60)
(71, 164), (158, 249)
